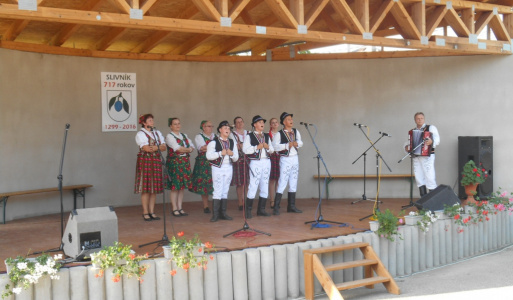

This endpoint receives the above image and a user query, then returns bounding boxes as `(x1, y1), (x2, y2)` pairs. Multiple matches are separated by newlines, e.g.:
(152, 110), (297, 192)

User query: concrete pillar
(271, 245), (288, 300)
(53, 267), (70, 300)
(154, 258), (172, 300)
(306, 241), (322, 294)
(418, 226), (426, 271)
(285, 244), (300, 299)
(463, 220), (470, 258)
(349, 234), (364, 280)
(34, 275), (52, 300)
(411, 226), (419, 273)
(204, 253), (219, 300)
(468, 220), (475, 257)
(329, 237), (345, 284)
(491, 213), (498, 249)
(171, 260), (189, 300)
(319, 239), (334, 280)
(260, 247), (275, 300)
(70, 266), (88, 300)
(216, 252), (233, 300)
(387, 235), (397, 277)
(0, 274), (14, 300)
(188, 263), (204, 300)
(425, 225), (433, 269)
(105, 267), (123, 300)
(341, 236), (354, 282)
(245, 248), (261, 300)
(87, 266), (106, 300)
(437, 219), (446, 266)
(442, 219), (451, 264)
(139, 260), (156, 300)
(296, 242), (311, 296)
(122, 276), (140, 300)
(397, 225), (408, 276)
(231, 251), (248, 300)
(378, 237), (389, 272)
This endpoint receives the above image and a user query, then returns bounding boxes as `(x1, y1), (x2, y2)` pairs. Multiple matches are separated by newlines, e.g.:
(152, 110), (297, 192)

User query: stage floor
(0, 197), (415, 273)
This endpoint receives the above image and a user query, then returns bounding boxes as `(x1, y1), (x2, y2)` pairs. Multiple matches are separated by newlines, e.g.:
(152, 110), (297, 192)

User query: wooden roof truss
(0, 0), (511, 61)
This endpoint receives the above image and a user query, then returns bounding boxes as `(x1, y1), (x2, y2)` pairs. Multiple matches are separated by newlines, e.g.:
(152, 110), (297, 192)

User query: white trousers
(413, 155), (437, 190)
(212, 164), (233, 200)
(277, 155), (299, 194)
(246, 159), (271, 199)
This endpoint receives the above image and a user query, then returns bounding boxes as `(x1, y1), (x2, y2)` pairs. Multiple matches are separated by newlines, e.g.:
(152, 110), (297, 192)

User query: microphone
(380, 132), (391, 137)
(65, 124), (70, 129)
(300, 122), (313, 126)
(354, 123), (367, 127)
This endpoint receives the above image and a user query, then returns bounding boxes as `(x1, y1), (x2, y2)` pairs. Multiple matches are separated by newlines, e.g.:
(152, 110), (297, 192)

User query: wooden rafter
(475, 11), (494, 34)
(426, 6), (448, 37)
(168, 34), (211, 55)
(263, 0), (299, 28)
(444, 8), (470, 37)
(353, 0), (369, 32)
(390, 1), (421, 40)
(109, 0), (131, 14)
(1, 19), (28, 41)
(305, 0), (330, 28)
(95, 27), (126, 51)
(330, 0), (365, 34)
(229, 0), (252, 20)
(369, 0), (394, 33)
(192, 0), (222, 22)
(489, 14), (511, 41)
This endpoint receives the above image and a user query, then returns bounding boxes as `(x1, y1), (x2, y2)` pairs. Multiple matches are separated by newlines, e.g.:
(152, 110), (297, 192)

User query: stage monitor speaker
(62, 206), (118, 259)
(414, 185), (460, 212)
(458, 136), (493, 199)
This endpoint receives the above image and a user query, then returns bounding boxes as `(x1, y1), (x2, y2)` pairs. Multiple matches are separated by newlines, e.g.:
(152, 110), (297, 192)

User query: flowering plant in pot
(461, 160), (487, 204)
(374, 209), (404, 242)
(90, 242), (149, 283)
(408, 210), (438, 233)
(2, 253), (62, 299)
(165, 231), (214, 275)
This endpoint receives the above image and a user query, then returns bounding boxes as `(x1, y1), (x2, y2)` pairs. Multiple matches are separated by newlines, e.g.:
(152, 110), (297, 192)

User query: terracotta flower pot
(463, 183), (478, 205)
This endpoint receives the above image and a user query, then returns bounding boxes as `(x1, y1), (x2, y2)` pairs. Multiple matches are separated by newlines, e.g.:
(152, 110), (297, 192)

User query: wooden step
(302, 242), (369, 255)
(325, 259), (378, 272)
(335, 276), (390, 291)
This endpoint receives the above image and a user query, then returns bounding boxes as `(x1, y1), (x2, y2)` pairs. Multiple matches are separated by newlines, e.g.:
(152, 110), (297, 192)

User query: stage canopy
(0, 0), (512, 61)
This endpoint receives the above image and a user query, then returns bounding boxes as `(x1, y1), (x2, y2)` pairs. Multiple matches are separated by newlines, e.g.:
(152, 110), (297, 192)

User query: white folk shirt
(194, 132), (215, 153)
(243, 131), (275, 159)
(136, 128), (165, 148)
(206, 137), (239, 165)
(272, 128), (303, 157)
(165, 132), (195, 156)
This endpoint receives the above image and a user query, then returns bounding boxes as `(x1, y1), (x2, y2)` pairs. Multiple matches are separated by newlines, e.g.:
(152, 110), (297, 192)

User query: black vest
(209, 137), (235, 167)
(246, 132), (270, 160)
(278, 128), (297, 157)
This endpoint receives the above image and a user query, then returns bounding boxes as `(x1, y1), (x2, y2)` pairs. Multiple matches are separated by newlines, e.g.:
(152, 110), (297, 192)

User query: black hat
(280, 112), (293, 125)
(217, 120), (230, 133)
(251, 115), (266, 126)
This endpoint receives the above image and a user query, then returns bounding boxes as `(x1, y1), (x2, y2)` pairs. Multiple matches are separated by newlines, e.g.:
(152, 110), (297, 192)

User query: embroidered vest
(139, 130), (161, 155)
(167, 132), (191, 160)
(246, 132), (270, 160)
(209, 137), (235, 168)
(408, 125), (434, 156)
(278, 128), (297, 157)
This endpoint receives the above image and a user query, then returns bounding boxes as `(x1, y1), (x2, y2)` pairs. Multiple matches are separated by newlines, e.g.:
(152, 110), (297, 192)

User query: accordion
(408, 128), (433, 156)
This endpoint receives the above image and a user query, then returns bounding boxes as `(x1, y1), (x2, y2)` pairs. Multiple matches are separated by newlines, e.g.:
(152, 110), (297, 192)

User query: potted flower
(374, 209), (404, 242)
(407, 210), (438, 233)
(461, 160), (487, 205)
(2, 253), (62, 299)
(164, 231), (214, 275)
(90, 242), (149, 283)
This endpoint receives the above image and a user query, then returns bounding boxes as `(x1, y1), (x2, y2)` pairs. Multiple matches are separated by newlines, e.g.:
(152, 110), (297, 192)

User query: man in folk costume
(206, 121), (239, 222)
(272, 112), (303, 214)
(404, 112), (440, 196)
(243, 115), (275, 218)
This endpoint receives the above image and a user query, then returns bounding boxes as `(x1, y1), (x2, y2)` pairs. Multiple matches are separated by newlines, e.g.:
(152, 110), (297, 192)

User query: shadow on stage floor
(0, 197), (416, 273)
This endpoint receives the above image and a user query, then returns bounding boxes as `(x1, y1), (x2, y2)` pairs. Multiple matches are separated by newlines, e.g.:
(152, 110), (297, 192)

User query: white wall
(1, 48), (511, 221)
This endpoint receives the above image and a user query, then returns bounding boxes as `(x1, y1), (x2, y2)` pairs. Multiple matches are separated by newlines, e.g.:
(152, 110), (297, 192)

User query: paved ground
(306, 245), (513, 300)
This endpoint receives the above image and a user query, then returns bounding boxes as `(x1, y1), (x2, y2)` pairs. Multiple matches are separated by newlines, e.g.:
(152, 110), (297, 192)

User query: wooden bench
(0, 184), (93, 224)
(313, 174), (414, 199)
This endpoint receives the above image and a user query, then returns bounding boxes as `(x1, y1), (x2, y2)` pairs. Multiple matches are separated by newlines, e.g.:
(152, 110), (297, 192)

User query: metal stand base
(223, 221), (271, 238)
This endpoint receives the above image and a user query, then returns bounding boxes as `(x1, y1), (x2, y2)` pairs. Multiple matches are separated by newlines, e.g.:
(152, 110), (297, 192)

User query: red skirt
(134, 152), (163, 194)
(231, 152), (249, 186)
(270, 152), (280, 180)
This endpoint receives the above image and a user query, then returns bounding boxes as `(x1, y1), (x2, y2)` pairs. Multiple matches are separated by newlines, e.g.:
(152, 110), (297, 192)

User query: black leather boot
(257, 197), (271, 216)
(219, 199), (232, 220)
(419, 185), (427, 197)
(245, 198), (254, 219)
(287, 192), (302, 213)
(210, 199), (221, 222)
(273, 193), (282, 215)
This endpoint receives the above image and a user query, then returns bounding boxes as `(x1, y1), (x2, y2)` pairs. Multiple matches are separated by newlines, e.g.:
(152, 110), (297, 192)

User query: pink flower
(399, 218), (404, 224)
(170, 270), (177, 276)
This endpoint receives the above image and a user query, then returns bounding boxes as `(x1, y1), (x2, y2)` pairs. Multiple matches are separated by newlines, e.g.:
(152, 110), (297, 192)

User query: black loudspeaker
(414, 185), (461, 212)
(458, 136), (493, 199)
(62, 206), (118, 259)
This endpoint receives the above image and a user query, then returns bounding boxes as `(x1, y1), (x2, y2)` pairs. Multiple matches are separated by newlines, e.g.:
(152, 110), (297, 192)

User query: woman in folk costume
(206, 121), (239, 222)
(189, 120), (215, 214)
(271, 112), (303, 215)
(230, 116), (250, 210)
(165, 117), (194, 217)
(268, 117), (281, 209)
(243, 115), (275, 218)
(134, 114), (167, 221)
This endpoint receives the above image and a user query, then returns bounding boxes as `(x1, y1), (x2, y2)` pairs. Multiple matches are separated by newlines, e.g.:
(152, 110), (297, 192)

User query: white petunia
(16, 262), (27, 270)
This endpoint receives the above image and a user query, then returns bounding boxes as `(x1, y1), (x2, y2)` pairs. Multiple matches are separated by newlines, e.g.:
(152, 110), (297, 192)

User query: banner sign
(101, 72), (137, 132)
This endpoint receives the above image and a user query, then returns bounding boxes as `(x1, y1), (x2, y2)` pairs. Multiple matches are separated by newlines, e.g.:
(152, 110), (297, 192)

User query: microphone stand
(399, 140), (426, 209)
(351, 125), (376, 204)
(358, 133), (393, 221)
(303, 124), (346, 228)
(33, 123), (70, 255)
(224, 130), (270, 237)
(139, 127), (172, 248)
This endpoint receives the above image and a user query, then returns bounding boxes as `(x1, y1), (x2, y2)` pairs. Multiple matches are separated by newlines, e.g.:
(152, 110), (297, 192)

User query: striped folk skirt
(134, 152), (164, 194)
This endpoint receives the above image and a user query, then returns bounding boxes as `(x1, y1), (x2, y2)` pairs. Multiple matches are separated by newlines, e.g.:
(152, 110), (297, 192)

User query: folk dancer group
(134, 112), (304, 222)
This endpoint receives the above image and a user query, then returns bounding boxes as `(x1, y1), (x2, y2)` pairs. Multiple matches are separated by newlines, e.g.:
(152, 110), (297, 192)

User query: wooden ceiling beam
(330, 0), (365, 34)
(404, 0), (512, 15)
(305, 0), (329, 28)
(352, 0), (369, 32)
(109, 0), (131, 14)
(461, 8), (475, 34)
(369, 0), (394, 33)
(168, 34), (211, 55)
(411, 2), (425, 36)
(130, 30), (169, 53)
(390, 1), (421, 40)
(192, 0), (222, 22)
(0, 3), (507, 55)
(141, 0), (159, 13)
(444, 8), (470, 37)
(426, 6), (447, 37)
(95, 27), (126, 50)
(290, 0), (305, 25)
(1, 19), (28, 41)
(263, 0), (299, 28)
(229, 0), (252, 20)
(215, 0), (229, 17)
(489, 14), (511, 41)
(475, 11), (493, 35)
